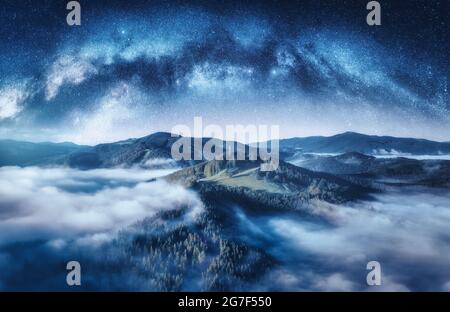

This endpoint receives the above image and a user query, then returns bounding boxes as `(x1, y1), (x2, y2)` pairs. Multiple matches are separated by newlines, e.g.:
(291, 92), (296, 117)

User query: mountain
(0, 132), (258, 169)
(0, 140), (84, 167)
(2, 131), (450, 169)
(65, 132), (257, 169)
(292, 152), (450, 187)
(65, 132), (181, 169)
(166, 159), (373, 213)
(279, 132), (450, 156)
(0, 133), (182, 169)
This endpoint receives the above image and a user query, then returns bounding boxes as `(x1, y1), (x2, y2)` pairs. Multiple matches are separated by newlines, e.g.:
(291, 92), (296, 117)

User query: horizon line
(1, 130), (450, 146)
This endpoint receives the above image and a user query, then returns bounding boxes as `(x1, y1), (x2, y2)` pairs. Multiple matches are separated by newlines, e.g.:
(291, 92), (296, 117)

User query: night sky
(0, 0), (448, 144)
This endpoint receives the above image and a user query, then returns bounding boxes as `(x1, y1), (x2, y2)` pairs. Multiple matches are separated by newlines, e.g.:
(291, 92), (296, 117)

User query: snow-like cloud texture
(232, 187), (450, 291)
(0, 167), (202, 245)
(0, 166), (205, 290)
(0, 166), (449, 291)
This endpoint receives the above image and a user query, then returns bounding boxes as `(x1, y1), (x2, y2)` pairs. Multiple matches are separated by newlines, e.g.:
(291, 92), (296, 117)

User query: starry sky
(0, 0), (448, 144)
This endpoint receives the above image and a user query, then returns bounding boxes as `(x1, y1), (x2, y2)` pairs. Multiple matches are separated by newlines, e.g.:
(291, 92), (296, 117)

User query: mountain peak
(334, 131), (366, 138)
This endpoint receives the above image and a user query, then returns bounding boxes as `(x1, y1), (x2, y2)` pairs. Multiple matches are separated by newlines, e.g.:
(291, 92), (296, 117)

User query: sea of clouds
(256, 187), (450, 291)
(0, 166), (203, 290)
(1, 166), (449, 291)
(0, 166), (204, 245)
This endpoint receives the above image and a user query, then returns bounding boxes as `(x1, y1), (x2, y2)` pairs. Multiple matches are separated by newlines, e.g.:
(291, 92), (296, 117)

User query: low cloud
(1, 166), (449, 291)
(0, 166), (204, 290)
(0, 166), (202, 245)
(265, 187), (450, 291)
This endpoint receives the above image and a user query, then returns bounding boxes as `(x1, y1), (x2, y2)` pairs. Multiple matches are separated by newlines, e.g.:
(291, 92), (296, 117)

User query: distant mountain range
(1, 131), (450, 168)
(279, 132), (450, 156)
(0, 139), (84, 167)
(291, 152), (450, 188)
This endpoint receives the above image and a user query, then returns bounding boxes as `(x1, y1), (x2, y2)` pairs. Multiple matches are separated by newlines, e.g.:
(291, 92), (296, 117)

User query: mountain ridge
(280, 131), (450, 155)
(291, 151), (450, 188)
(2, 131), (450, 168)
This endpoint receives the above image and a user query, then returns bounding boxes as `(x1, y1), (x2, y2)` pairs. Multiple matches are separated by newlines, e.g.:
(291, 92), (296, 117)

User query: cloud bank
(0, 167), (202, 245)
(262, 187), (450, 291)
